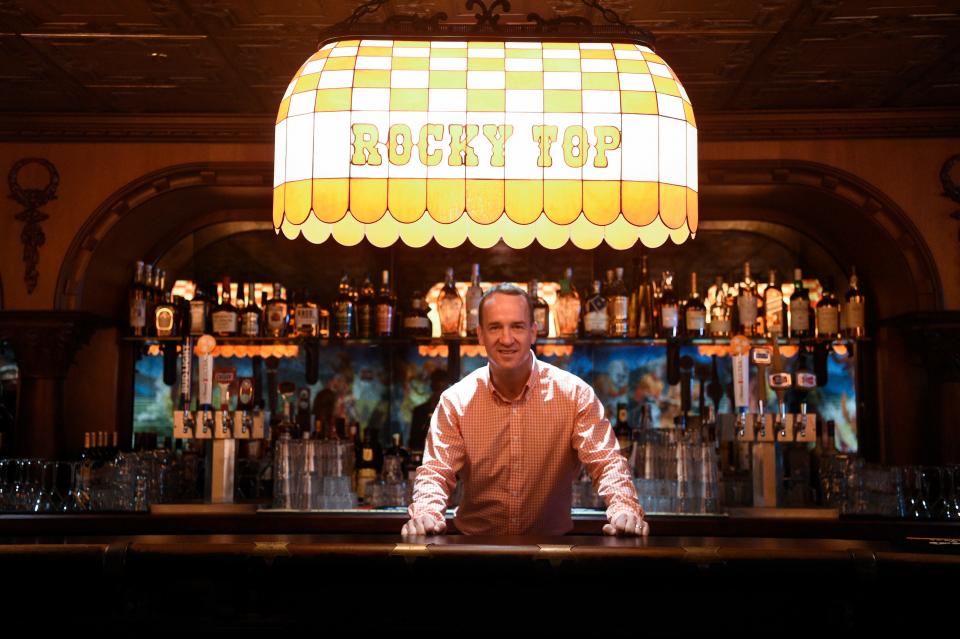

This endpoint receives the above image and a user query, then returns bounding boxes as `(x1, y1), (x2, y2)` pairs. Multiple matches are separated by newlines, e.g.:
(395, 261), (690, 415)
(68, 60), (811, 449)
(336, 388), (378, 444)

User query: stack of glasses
(271, 437), (357, 510)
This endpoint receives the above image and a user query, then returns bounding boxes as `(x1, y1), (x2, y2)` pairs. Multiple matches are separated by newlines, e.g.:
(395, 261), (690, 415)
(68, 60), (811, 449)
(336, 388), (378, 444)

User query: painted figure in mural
(408, 368), (448, 452)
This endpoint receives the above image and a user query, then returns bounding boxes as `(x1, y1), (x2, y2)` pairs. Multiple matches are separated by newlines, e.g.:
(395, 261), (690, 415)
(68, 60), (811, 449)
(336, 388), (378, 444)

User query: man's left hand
(602, 512), (649, 537)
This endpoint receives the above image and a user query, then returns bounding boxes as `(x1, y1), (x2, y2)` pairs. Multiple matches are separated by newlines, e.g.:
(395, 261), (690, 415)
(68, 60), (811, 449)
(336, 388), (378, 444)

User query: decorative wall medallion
(8, 158), (59, 294)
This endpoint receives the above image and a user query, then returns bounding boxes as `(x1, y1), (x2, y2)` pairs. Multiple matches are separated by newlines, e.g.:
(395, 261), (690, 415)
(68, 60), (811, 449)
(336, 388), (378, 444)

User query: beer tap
(196, 334), (216, 439)
(177, 335), (196, 438)
(794, 354), (818, 441)
(237, 377), (255, 438)
(214, 367), (236, 438)
(751, 345), (772, 440)
(730, 335), (751, 439)
(767, 338), (792, 441)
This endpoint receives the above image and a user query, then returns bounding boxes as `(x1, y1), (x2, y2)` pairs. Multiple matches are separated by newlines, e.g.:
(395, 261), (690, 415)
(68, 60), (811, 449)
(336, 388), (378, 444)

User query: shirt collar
(487, 349), (538, 404)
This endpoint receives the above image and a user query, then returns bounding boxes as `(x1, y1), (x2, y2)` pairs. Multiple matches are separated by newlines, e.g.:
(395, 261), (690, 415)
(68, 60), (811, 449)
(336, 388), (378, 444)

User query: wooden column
(0, 311), (99, 458)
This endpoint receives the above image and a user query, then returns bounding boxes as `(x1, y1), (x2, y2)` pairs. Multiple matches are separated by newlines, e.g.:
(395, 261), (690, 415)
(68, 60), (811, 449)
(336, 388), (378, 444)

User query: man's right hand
(400, 515), (447, 536)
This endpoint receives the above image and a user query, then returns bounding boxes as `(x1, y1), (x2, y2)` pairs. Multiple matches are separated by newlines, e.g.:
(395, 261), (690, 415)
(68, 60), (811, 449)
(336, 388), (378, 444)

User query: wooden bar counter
(1, 510), (957, 634)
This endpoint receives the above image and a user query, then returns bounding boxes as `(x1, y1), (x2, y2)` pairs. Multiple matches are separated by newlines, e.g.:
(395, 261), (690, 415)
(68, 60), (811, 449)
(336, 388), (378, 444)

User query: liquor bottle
(658, 271), (680, 338)
(375, 270), (396, 338)
(142, 264), (156, 335)
(684, 272), (706, 337)
(154, 286), (179, 337)
(188, 283), (212, 336)
(614, 402), (632, 458)
(843, 267), (866, 338)
(529, 278), (549, 338)
(709, 276), (731, 337)
(211, 277), (239, 337)
(294, 288), (320, 337)
(153, 269), (166, 335)
(356, 273), (376, 338)
(263, 283), (289, 337)
(816, 277), (841, 340)
(333, 273), (355, 338)
(763, 270), (785, 338)
(628, 258), (639, 338)
(403, 291), (433, 338)
(736, 262), (758, 336)
(465, 263), (483, 337)
(636, 255), (656, 338)
(789, 268), (811, 338)
(385, 432), (411, 469)
(554, 267), (581, 339)
(240, 283), (261, 337)
(356, 427), (383, 503)
(129, 261), (148, 336)
(583, 280), (609, 337)
(606, 267), (629, 338)
(438, 267), (463, 337)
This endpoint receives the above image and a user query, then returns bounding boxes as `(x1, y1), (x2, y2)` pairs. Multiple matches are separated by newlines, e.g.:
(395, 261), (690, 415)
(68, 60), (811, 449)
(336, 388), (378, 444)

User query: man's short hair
(477, 283), (534, 329)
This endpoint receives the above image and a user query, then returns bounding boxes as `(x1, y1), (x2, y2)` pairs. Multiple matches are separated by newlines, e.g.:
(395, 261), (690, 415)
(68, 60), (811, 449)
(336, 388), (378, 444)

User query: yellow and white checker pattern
(274, 39), (697, 250)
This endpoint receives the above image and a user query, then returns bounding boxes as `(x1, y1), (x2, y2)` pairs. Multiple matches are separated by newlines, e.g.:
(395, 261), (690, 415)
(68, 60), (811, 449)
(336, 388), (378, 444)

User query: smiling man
(401, 283), (648, 537)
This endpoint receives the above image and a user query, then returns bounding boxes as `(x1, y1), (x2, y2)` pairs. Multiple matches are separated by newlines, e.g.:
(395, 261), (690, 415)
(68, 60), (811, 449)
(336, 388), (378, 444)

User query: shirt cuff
(407, 502), (446, 526)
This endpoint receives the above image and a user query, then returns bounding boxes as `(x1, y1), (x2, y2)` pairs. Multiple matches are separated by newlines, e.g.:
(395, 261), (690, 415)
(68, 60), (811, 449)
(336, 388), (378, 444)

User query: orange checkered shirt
(408, 351), (644, 535)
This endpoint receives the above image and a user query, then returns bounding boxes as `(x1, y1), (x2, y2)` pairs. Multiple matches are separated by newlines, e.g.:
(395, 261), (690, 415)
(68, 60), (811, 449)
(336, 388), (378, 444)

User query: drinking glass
(33, 461), (61, 513)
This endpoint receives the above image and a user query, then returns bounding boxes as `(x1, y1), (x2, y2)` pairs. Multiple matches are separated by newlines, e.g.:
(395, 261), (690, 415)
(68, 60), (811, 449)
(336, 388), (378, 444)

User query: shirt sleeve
(407, 392), (465, 526)
(571, 384), (645, 523)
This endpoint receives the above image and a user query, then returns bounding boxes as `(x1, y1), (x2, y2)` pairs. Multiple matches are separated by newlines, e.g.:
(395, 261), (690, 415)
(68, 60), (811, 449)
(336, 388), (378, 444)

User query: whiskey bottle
(143, 264), (156, 335)
(356, 273), (376, 338)
(356, 427), (383, 504)
(684, 272), (706, 337)
(333, 272), (355, 338)
(529, 278), (549, 338)
(843, 267), (866, 339)
(154, 287), (179, 337)
(240, 283), (261, 337)
(763, 270), (785, 338)
(736, 263), (758, 336)
(614, 402), (632, 457)
(628, 258), (640, 338)
(211, 277), (239, 337)
(658, 271), (680, 338)
(554, 267), (581, 339)
(636, 255), (656, 338)
(188, 283), (212, 336)
(606, 267), (629, 338)
(709, 276), (731, 337)
(465, 263), (483, 337)
(294, 288), (320, 337)
(375, 270), (396, 338)
(438, 267), (463, 338)
(129, 261), (148, 336)
(789, 268), (811, 338)
(264, 283), (289, 337)
(583, 280), (609, 337)
(816, 277), (841, 340)
(402, 291), (433, 338)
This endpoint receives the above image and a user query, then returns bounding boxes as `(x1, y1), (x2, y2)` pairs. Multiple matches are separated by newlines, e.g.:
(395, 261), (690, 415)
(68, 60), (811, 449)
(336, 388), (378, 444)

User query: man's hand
(602, 512), (649, 537)
(400, 515), (447, 536)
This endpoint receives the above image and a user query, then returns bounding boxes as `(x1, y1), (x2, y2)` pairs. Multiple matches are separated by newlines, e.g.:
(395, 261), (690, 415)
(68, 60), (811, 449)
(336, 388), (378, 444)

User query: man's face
(477, 293), (536, 374)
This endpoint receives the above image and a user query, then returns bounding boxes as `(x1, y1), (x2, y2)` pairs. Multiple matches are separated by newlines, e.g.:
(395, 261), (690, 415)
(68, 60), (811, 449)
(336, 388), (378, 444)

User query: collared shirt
(407, 350), (644, 535)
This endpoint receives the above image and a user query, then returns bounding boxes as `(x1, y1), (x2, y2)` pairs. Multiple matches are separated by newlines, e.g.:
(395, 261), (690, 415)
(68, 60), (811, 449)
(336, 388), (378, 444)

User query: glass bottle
(684, 272), (706, 337)
(240, 283), (261, 337)
(816, 277), (841, 340)
(465, 263), (483, 337)
(789, 268), (811, 338)
(628, 258), (640, 338)
(333, 272), (355, 338)
(736, 262), (758, 336)
(763, 270), (785, 338)
(264, 283), (289, 337)
(636, 255), (655, 338)
(188, 283), (211, 336)
(554, 267), (581, 339)
(356, 273), (376, 339)
(143, 264), (156, 335)
(614, 402), (632, 458)
(403, 291), (433, 338)
(583, 280), (609, 337)
(438, 267), (463, 338)
(376, 270), (396, 338)
(709, 276), (731, 337)
(529, 278), (549, 338)
(658, 271), (680, 338)
(129, 261), (148, 337)
(211, 277), (239, 337)
(154, 287), (179, 337)
(843, 267), (866, 339)
(356, 427), (383, 504)
(294, 288), (320, 337)
(606, 267), (629, 338)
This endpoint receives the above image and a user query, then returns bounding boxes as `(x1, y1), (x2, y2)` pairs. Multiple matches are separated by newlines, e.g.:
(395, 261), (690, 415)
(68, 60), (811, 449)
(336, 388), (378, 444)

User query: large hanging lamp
(273, 1), (697, 250)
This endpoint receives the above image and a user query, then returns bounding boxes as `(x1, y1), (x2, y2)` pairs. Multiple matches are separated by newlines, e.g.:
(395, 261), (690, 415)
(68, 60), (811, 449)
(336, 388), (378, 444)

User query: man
(401, 283), (648, 537)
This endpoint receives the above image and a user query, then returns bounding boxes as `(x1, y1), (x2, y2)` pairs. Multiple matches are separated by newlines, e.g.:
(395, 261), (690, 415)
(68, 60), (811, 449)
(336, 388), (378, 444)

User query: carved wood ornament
(8, 158), (59, 294)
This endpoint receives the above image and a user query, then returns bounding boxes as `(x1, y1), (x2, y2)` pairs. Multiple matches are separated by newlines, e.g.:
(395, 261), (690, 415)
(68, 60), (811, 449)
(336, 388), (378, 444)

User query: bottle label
(738, 294), (757, 325)
(661, 305), (679, 329)
(295, 306), (319, 328)
(376, 304), (394, 334)
(846, 301), (865, 330)
(211, 311), (237, 334)
(266, 303), (287, 331)
(241, 312), (260, 337)
(790, 301), (810, 334)
(362, 448), (373, 462)
(130, 298), (146, 328)
(685, 308), (706, 332)
(608, 297), (629, 335)
(155, 308), (175, 335)
(335, 303), (353, 336)
(190, 302), (206, 334)
(584, 310), (608, 334)
(709, 318), (731, 336)
(817, 306), (839, 336)
(403, 316), (430, 329)
(534, 307), (548, 331)
(358, 306), (374, 336)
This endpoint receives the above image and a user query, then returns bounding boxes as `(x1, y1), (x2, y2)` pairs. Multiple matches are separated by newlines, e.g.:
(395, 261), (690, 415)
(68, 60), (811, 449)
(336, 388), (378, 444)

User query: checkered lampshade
(274, 39), (697, 250)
